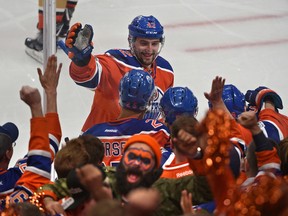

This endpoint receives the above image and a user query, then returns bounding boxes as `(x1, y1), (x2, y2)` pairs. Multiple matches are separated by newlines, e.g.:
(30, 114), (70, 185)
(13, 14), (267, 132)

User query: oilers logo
(119, 49), (133, 57)
(147, 22), (156, 29)
(145, 73), (153, 84)
(144, 86), (164, 119)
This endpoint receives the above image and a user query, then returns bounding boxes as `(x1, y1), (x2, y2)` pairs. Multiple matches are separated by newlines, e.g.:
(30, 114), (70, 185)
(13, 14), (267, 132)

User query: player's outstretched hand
(65, 23), (82, 49)
(65, 22), (94, 66)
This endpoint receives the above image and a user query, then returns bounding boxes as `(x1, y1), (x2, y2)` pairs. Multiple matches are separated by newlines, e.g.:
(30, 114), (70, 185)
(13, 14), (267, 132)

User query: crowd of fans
(1, 14), (288, 216)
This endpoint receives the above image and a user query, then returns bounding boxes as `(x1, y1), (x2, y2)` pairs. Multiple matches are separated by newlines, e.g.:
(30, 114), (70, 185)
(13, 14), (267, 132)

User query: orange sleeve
(69, 55), (97, 82)
(46, 113), (62, 161)
(9, 117), (52, 203)
(256, 148), (281, 170)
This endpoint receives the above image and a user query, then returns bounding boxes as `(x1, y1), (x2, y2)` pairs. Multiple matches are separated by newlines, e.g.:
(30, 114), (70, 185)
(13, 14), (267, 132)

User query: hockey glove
(245, 86), (283, 111)
(65, 23), (94, 66)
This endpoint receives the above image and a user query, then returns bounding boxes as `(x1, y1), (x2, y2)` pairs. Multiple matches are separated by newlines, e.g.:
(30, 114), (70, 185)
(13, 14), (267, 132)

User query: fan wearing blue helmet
(84, 69), (170, 167)
(63, 15), (174, 133)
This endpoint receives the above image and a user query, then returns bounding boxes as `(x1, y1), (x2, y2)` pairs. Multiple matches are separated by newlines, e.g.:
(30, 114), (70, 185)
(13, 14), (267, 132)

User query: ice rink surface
(1, 0), (288, 166)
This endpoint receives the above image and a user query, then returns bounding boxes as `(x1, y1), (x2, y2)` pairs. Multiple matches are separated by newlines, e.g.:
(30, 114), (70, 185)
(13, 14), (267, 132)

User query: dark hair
(55, 135), (104, 178)
(171, 115), (199, 139)
(279, 137), (288, 175)
(245, 141), (258, 177)
(0, 133), (13, 161)
(3, 202), (44, 216)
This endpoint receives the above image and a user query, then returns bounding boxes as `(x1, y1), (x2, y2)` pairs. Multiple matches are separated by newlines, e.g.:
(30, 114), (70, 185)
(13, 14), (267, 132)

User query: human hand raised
(20, 86), (43, 117)
(20, 86), (41, 108)
(204, 76), (225, 106)
(37, 55), (62, 95)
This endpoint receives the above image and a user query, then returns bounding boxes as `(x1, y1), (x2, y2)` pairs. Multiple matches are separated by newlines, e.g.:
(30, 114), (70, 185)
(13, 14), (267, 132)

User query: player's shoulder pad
(83, 123), (106, 136)
(105, 49), (141, 67)
(155, 55), (174, 73)
(106, 49), (174, 72)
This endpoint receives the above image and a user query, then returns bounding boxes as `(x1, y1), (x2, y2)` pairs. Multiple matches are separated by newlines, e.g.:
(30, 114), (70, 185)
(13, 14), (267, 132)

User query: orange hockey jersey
(0, 114), (61, 209)
(69, 49), (174, 132)
(258, 109), (288, 144)
(161, 153), (193, 179)
(84, 117), (170, 167)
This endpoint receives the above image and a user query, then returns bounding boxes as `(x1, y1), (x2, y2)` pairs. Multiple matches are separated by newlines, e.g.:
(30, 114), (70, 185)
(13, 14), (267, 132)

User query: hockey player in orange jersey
(83, 69), (170, 167)
(160, 116), (199, 179)
(160, 80), (245, 181)
(64, 15), (174, 132)
(159, 87), (198, 179)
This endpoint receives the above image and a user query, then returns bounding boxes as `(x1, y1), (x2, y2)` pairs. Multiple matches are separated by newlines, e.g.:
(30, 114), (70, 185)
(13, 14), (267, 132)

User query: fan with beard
(115, 161), (162, 196)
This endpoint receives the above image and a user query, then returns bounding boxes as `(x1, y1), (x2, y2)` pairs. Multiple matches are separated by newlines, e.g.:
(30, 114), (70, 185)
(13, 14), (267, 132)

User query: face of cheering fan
(122, 143), (156, 184)
(116, 142), (158, 196)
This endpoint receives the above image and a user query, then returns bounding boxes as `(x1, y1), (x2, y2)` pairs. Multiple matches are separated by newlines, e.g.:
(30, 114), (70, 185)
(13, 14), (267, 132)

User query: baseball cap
(0, 122), (19, 143)
(64, 169), (90, 211)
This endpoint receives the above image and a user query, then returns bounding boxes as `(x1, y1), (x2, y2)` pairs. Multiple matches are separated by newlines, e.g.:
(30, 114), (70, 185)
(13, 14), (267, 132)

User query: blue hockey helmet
(219, 84), (245, 118)
(160, 87), (198, 125)
(119, 69), (155, 111)
(128, 15), (164, 41)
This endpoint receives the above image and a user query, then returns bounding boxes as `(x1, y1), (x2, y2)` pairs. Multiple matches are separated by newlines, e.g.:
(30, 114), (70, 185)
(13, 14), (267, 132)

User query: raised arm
(37, 55), (62, 162)
(37, 54), (62, 114)
(8, 86), (51, 205)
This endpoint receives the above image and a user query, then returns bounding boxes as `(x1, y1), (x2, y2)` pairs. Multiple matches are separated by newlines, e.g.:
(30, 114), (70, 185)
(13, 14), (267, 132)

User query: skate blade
(25, 47), (43, 64)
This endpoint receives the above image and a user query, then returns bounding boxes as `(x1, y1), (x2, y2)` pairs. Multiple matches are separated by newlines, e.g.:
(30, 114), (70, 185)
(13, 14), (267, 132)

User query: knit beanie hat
(124, 134), (161, 168)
